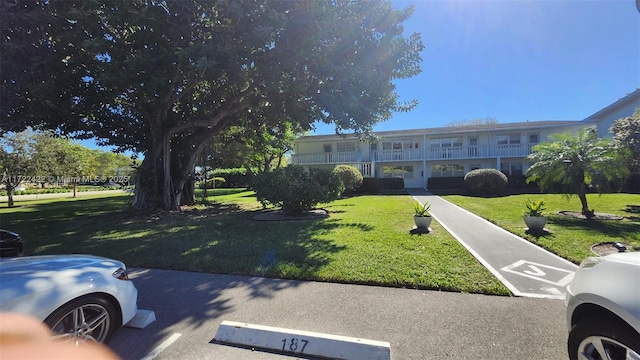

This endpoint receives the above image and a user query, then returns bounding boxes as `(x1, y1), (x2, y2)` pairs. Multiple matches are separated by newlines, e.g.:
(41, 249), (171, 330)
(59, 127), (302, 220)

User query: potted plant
(414, 201), (432, 231)
(523, 199), (547, 232)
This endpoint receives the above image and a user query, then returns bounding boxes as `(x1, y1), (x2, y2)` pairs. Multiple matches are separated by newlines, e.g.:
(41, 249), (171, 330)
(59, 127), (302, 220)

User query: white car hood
(0, 255), (125, 320)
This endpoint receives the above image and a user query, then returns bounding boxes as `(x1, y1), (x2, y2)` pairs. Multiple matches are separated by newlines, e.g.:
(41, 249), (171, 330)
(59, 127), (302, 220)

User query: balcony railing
(291, 152), (358, 165)
(424, 144), (534, 160)
(374, 149), (422, 162)
(291, 145), (536, 164)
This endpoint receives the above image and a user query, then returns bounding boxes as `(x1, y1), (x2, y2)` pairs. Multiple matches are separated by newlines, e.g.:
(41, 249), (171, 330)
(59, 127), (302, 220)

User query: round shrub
(253, 165), (343, 215)
(464, 168), (508, 197)
(332, 165), (363, 193)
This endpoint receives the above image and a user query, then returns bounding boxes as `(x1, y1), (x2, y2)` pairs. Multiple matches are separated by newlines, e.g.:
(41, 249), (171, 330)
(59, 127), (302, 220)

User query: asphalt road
(109, 268), (568, 360)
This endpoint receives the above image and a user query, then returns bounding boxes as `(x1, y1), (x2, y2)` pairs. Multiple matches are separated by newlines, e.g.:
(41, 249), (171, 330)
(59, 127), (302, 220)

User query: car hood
(0, 255), (127, 319)
(0, 229), (20, 242)
(0, 254), (124, 274)
(602, 251), (640, 265)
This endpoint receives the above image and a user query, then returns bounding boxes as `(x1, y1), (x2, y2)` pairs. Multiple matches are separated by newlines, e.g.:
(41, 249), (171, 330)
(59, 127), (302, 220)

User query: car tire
(44, 295), (119, 344)
(568, 317), (640, 360)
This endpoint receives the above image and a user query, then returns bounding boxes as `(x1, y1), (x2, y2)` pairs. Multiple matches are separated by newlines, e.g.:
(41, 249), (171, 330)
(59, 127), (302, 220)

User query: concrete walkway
(408, 189), (578, 300)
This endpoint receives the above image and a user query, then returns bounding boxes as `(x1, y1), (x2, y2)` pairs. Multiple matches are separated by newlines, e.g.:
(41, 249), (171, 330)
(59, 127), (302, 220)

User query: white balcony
(374, 149), (423, 162)
(291, 144), (536, 165)
(425, 144), (534, 160)
(291, 152), (358, 165)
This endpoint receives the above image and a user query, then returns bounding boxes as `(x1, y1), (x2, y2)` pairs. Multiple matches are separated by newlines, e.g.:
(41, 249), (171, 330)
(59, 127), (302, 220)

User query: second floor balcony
(291, 152), (359, 165)
(291, 144), (537, 165)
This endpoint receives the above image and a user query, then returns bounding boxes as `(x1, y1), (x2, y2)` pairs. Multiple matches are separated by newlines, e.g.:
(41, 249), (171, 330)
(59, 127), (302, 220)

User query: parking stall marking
(501, 260), (574, 287)
(139, 333), (182, 360)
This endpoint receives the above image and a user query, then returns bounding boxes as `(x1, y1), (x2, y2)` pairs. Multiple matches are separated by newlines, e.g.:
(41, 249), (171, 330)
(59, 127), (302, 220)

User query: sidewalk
(408, 189), (578, 300)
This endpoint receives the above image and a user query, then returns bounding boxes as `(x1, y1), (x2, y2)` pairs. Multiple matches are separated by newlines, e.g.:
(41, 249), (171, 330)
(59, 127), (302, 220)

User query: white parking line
(140, 333), (182, 360)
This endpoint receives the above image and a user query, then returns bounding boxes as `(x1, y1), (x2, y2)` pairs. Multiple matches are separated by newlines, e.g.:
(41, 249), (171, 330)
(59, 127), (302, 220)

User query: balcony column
(423, 134), (427, 189)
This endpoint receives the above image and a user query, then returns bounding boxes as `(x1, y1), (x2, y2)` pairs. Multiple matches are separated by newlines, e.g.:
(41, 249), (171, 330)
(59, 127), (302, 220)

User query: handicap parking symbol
(501, 260), (574, 287)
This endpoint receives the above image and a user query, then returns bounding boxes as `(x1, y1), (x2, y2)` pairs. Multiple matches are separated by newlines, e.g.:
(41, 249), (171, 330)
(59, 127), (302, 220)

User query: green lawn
(442, 193), (640, 264)
(0, 190), (510, 296)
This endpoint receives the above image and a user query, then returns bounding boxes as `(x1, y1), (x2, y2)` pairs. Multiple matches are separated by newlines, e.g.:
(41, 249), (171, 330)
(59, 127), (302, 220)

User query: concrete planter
(523, 216), (547, 232)
(414, 215), (432, 230)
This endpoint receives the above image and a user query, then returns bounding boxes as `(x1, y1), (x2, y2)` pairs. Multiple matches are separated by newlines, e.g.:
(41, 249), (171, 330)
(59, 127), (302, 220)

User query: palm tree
(526, 128), (630, 218)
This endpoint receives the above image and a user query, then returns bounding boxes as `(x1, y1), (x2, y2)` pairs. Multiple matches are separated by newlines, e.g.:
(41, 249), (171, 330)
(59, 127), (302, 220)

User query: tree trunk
(162, 135), (175, 211)
(578, 182), (593, 218)
(133, 156), (163, 211)
(179, 178), (195, 206)
(72, 180), (77, 197)
(7, 186), (14, 208)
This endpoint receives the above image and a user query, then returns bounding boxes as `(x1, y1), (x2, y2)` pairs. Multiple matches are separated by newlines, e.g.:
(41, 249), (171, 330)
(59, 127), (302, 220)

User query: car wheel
(44, 295), (119, 344)
(568, 317), (640, 360)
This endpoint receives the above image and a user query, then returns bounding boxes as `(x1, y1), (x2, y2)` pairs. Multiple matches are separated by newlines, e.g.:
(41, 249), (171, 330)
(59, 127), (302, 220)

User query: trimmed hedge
(212, 168), (252, 188)
(427, 177), (466, 190)
(625, 173), (640, 193)
(357, 178), (381, 193)
(355, 177), (404, 193)
(198, 177), (226, 189)
(380, 177), (405, 190)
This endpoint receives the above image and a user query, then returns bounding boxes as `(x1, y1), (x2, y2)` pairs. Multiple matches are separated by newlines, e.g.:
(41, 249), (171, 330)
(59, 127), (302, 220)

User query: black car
(0, 230), (24, 257)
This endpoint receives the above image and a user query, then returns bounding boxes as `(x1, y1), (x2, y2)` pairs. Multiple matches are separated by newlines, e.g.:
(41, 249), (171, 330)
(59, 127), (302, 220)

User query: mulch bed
(558, 211), (623, 220)
(591, 242), (629, 256)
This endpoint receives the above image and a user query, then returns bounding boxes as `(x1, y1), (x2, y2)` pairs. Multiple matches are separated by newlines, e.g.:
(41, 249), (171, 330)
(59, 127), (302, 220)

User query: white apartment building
(292, 89), (639, 189)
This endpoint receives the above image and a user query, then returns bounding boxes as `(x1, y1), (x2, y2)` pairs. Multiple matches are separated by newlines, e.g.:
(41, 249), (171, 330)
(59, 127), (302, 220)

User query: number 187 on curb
(282, 337), (309, 354)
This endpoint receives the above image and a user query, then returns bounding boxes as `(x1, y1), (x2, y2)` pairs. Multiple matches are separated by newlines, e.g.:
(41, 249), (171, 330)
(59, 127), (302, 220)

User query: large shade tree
(209, 122), (299, 173)
(1, 0), (424, 210)
(526, 128), (630, 217)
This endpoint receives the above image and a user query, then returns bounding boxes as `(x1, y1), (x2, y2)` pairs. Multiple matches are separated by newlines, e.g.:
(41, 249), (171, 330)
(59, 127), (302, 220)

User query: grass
(0, 190), (510, 296)
(442, 193), (640, 264)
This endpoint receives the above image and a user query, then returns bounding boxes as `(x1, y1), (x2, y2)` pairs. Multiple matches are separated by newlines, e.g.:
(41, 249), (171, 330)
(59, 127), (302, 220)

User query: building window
(500, 162), (523, 176)
(323, 144), (332, 153)
(382, 139), (413, 150)
(496, 134), (521, 145)
(430, 164), (464, 177)
(336, 142), (356, 153)
(382, 165), (414, 179)
(430, 137), (463, 148)
(528, 133), (540, 144)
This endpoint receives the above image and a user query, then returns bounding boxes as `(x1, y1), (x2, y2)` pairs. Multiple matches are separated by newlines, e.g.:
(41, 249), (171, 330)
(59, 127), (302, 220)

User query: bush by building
(253, 165), (342, 215)
(332, 165), (363, 193)
(464, 168), (509, 197)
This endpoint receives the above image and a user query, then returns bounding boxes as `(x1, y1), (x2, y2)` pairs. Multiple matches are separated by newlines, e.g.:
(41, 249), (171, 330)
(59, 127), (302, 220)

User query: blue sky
(312, 0), (640, 135)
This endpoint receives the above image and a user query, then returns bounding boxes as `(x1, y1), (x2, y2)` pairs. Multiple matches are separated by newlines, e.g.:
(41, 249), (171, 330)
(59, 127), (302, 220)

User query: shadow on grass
(409, 228), (432, 235)
(549, 215), (640, 238)
(623, 205), (640, 222)
(623, 204), (640, 214)
(524, 228), (553, 238)
(5, 196), (358, 286)
(6, 196), (357, 358)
